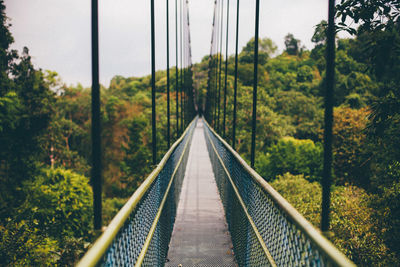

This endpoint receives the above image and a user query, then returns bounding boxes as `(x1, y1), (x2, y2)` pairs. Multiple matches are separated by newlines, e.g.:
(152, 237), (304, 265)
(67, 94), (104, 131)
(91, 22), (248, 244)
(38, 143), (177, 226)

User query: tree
(256, 137), (323, 182)
(284, 33), (301, 55)
(271, 173), (398, 266)
(1, 168), (93, 266)
(120, 115), (152, 196)
(311, 20), (328, 46)
(239, 37), (277, 65)
(336, 0), (400, 34)
(21, 168), (93, 239)
(273, 90), (323, 140)
(335, 1), (400, 261)
(0, 0), (17, 91)
(330, 107), (370, 186)
(0, 25), (55, 220)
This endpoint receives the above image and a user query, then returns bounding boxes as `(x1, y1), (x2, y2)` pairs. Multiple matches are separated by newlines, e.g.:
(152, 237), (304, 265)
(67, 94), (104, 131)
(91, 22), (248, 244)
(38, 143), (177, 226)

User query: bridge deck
(166, 119), (236, 267)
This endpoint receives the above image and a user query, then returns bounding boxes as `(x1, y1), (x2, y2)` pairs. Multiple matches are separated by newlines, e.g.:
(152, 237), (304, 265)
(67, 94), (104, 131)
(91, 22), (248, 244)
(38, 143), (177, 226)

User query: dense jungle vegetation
(1, 0), (399, 265)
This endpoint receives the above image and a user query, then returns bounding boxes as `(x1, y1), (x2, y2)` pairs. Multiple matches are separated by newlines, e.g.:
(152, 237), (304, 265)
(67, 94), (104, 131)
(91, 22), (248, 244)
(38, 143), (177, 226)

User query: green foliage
(365, 90), (400, 259)
(239, 37), (277, 65)
(21, 168), (93, 239)
(336, 0), (400, 33)
(0, 0), (399, 263)
(264, 53), (321, 96)
(0, 220), (59, 266)
(0, 168), (92, 266)
(334, 49), (377, 105)
(0, 91), (21, 132)
(256, 137), (323, 182)
(120, 115), (152, 196)
(47, 86), (91, 175)
(271, 173), (398, 266)
(284, 33), (302, 55)
(232, 84), (295, 160)
(331, 107), (370, 186)
(0, 0), (17, 92)
(0, 5), (55, 219)
(103, 197), (128, 226)
(370, 161), (400, 259)
(296, 65), (313, 83)
(331, 1), (400, 260)
(344, 93), (366, 108)
(273, 90), (323, 140)
(311, 20), (327, 45)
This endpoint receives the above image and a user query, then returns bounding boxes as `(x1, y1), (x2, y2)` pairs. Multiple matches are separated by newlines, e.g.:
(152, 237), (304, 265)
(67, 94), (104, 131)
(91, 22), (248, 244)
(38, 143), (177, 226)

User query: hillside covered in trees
(1, 0), (400, 265)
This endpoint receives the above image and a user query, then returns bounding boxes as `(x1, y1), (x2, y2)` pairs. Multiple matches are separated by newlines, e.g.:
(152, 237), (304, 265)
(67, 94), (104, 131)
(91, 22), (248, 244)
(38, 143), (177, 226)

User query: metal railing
(77, 118), (197, 267)
(204, 120), (355, 267)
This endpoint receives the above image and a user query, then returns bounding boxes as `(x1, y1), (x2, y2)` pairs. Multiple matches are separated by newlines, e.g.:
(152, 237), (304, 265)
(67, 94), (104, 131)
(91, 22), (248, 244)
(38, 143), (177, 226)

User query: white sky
(5, 0), (342, 87)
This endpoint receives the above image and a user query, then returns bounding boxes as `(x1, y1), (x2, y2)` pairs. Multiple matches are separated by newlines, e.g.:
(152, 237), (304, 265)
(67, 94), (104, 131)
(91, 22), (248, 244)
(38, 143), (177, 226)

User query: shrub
(256, 137), (323, 182)
(331, 107), (370, 186)
(370, 161), (400, 261)
(0, 220), (58, 266)
(21, 168), (93, 240)
(103, 197), (127, 226)
(271, 173), (398, 266)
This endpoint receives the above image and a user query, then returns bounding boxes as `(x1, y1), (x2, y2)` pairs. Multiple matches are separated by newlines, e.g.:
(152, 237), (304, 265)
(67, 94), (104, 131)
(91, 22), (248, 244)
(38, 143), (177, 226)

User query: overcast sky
(5, 0), (342, 87)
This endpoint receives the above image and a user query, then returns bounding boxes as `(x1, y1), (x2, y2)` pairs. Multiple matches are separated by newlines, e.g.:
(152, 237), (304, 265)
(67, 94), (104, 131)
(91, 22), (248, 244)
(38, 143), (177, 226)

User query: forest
(1, 0), (400, 266)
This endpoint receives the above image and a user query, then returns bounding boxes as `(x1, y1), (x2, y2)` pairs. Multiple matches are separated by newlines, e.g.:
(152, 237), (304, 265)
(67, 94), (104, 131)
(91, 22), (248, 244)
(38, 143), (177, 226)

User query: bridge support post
(151, 0), (157, 165)
(250, 0), (260, 168)
(167, 0), (171, 148)
(91, 0), (102, 230)
(222, 0), (230, 138)
(232, 0), (240, 150)
(321, 0), (336, 232)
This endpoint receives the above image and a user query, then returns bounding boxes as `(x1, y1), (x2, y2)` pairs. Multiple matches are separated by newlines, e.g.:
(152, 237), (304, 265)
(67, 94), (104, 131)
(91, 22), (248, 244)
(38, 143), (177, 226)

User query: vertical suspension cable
(321, 0), (336, 232)
(213, 1), (219, 127)
(206, 0), (218, 121)
(91, 0), (102, 230)
(183, 1), (186, 128)
(185, 0), (194, 120)
(213, 0), (218, 126)
(250, 0), (260, 168)
(180, 0), (184, 133)
(232, 0), (240, 150)
(151, 0), (157, 165)
(175, 0), (179, 138)
(213, 0), (220, 127)
(186, 2), (189, 125)
(217, 0), (224, 133)
(222, 0), (230, 137)
(182, 0), (186, 128)
(187, 4), (191, 121)
(187, 3), (194, 118)
(166, 0), (171, 148)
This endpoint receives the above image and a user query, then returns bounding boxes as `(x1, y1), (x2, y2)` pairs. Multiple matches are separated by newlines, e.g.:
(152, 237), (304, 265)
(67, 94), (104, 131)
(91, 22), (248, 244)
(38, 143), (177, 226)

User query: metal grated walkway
(166, 119), (236, 267)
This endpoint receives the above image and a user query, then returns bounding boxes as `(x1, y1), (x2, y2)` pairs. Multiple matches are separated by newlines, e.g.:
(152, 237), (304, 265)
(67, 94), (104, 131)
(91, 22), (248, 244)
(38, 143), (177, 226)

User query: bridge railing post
(321, 0), (336, 233)
(91, 0), (102, 231)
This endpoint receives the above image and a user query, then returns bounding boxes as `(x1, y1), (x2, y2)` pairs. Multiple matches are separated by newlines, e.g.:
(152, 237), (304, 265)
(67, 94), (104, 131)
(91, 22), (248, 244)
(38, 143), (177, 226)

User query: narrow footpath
(166, 119), (236, 267)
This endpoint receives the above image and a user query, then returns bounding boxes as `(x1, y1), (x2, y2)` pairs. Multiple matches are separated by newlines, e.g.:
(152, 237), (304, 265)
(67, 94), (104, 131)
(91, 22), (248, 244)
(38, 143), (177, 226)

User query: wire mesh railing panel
(102, 120), (195, 266)
(141, 123), (194, 267)
(78, 118), (196, 267)
(102, 178), (161, 266)
(204, 121), (354, 267)
(205, 125), (274, 267)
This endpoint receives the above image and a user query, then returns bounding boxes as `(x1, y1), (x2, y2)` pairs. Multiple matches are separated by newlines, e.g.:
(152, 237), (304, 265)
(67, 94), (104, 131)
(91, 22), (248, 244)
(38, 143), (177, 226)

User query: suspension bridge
(79, 0), (355, 266)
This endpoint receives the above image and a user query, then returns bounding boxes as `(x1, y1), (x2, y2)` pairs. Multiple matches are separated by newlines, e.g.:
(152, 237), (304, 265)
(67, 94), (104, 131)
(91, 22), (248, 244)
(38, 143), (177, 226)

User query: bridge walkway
(166, 119), (236, 266)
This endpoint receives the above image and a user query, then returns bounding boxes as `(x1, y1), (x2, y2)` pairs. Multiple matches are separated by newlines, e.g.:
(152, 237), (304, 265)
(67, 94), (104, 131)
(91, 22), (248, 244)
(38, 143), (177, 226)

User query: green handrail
(204, 124), (277, 266)
(204, 119), (356, 267)
(77, 118), (196, 267)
